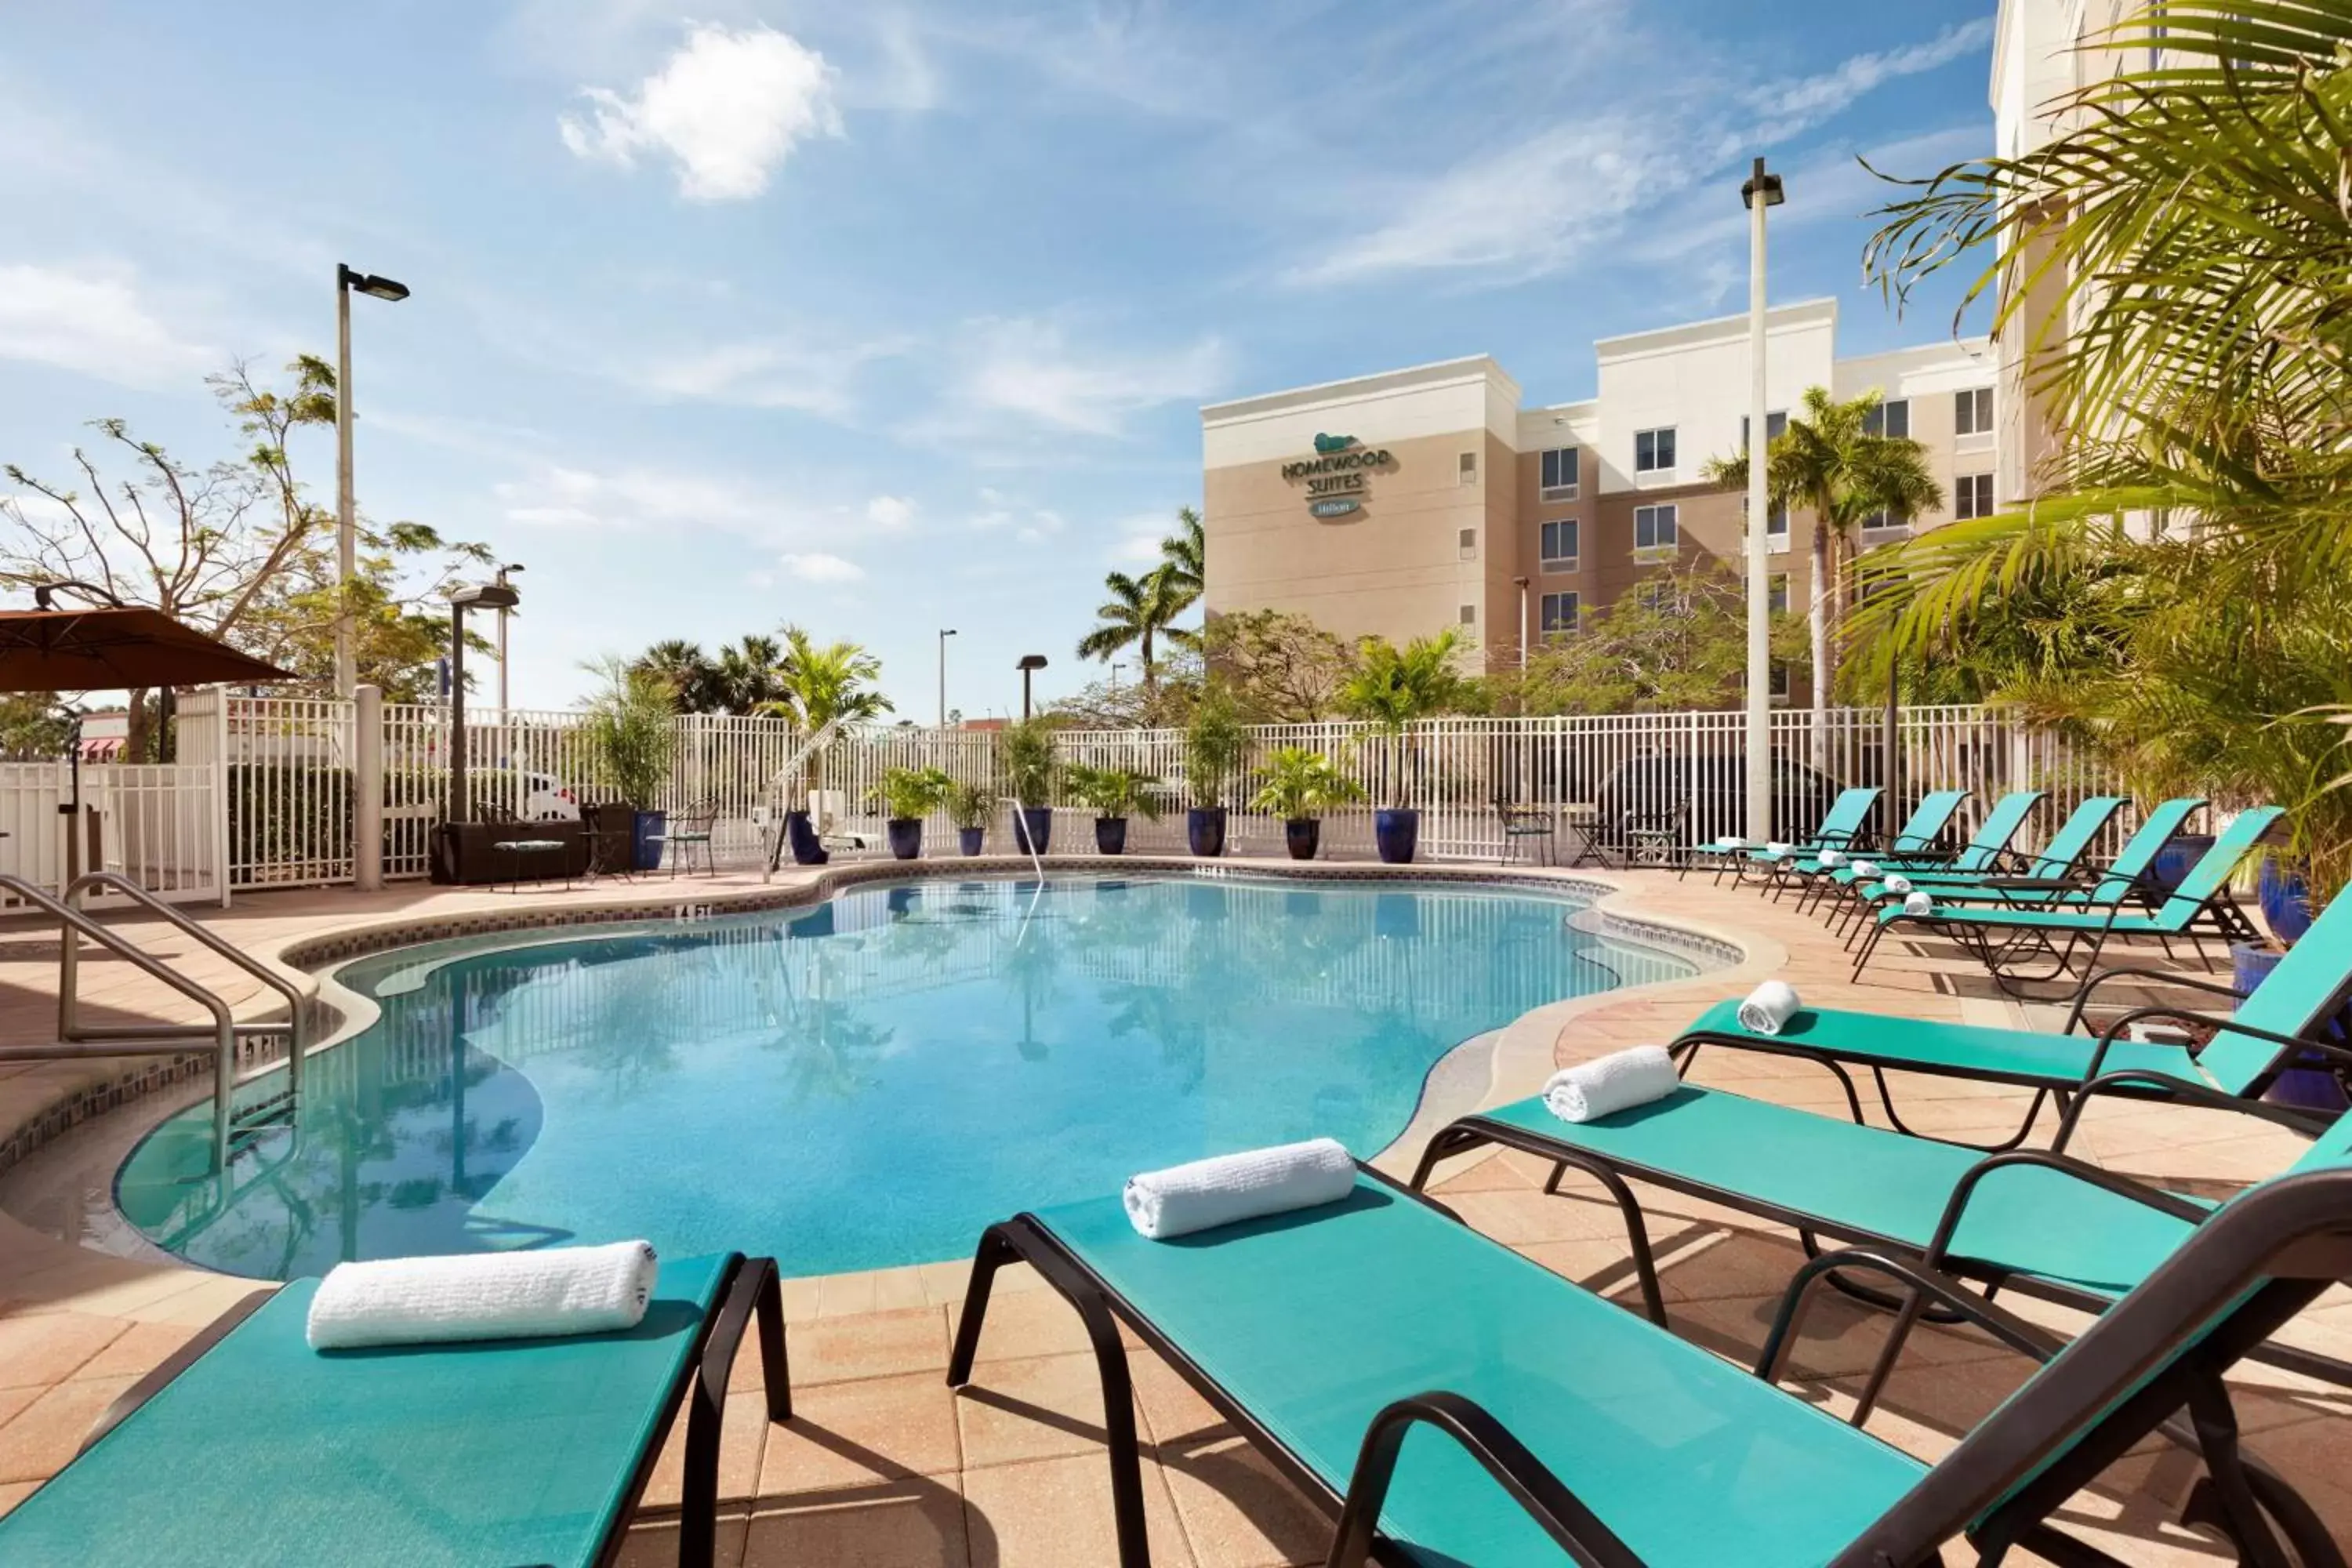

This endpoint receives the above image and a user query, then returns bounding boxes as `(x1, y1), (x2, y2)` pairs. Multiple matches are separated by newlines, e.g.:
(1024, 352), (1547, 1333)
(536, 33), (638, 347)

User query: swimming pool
(117, 875), (1698, 1280)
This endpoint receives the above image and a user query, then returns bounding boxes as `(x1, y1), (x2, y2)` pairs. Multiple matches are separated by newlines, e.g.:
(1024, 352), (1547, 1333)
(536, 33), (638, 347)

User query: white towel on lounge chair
(1882, 874), (1913, 896)
(1542, 1047), (1681, 1123)
(1817, 849), (1848, 868)
(1904, 891), (1935, 916)
(1715, 836), (1747, 851)
(1737, 980), (1802, 1036)
(1851, 860), (1881, 880)
(1123, 1138), (1356, 1240)
(307, 1240), (658, 1350)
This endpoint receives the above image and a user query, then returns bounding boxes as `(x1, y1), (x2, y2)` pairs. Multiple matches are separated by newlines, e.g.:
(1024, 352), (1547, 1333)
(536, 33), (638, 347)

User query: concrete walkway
(0, 860), (2342, 1565)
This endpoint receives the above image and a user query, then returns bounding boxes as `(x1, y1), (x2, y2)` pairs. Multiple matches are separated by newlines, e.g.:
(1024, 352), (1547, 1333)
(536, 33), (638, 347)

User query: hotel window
(1956, 473), (1994, 520)
(1539, 446), (1579, 500)
(1744, 495), (1788, 547)
(1739, 411), (1786, 450)
(1864, 398), (1910, 438)
(1768, 572), (1790, 615)
(1634, 503), (1679, 553)
(1769, 662), (1791, 699)
(1459, 603), (1477, 626)
(1458, 528), (1478, 561)
(1540, 518), (1578, 573)
(1860, 508), (1909, 537)
(1540, 591), (1579, 636)
(1955, 387), (1994, 437)
(1458, 451), (1479, 485)
(1633, 426), (1677, 473)
(1636, 579), (1680, 614)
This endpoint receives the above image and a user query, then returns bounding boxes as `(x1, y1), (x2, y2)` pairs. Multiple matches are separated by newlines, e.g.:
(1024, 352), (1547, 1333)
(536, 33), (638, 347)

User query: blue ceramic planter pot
(959, 826), (985, 856)
(886, 818), (924, 860)
(2236, 942), (2350, 1112)
(1186, 807), (1226, 858)
(631, 809), (667, 871)
(1374, 808), (1419, 865)
(1014, 807), (1053, 856)
(786, 808), (829, 866)
(2148, 833), (2214, 894)
(1094, 817), (1127, 855)
(1285, 818), (1320, 861)
(2258, 857), (2314, 945)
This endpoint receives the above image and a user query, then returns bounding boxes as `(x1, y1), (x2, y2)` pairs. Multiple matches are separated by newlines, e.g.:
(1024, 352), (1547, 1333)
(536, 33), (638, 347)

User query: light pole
(938, 628), (956, 729)
(441, 579), (519, 851)
(494, 562), (523, 714)
(1017, 654), (1048, 723)
(1512, 576), (1530, 674)
(334, 263), (411, 698)
(1740, 158), (1784, 844)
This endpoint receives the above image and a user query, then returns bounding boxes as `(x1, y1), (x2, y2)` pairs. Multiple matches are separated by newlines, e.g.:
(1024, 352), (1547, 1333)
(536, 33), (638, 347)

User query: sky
(0, 0), (1998, 719)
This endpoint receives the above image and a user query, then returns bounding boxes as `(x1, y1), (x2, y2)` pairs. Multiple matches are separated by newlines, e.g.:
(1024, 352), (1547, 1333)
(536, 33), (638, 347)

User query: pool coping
(0, 856), (1757, 1289)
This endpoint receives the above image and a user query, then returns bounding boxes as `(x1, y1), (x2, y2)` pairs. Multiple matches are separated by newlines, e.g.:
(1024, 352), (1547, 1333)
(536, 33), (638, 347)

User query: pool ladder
(0, 871), (307, 1173)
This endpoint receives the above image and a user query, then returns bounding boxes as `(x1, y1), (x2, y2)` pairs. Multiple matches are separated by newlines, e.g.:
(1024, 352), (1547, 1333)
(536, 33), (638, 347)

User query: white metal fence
(138, 691), (2137, 891)
(0, 760), (223, 907)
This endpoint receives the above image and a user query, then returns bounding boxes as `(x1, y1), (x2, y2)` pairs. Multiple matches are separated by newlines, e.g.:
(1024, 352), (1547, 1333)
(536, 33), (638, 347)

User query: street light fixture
(1739, 158), (1783, 844)
(495, 563), (524, 714)
(1016, 654), (1048, 723)
(443, 579), (521, 833)
(938, 628), (957, 729)
(334, 262), (411, 699)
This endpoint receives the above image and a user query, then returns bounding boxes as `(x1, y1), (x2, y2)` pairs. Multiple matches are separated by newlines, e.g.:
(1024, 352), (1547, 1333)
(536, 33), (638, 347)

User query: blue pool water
(118, 876), (1695, 1280)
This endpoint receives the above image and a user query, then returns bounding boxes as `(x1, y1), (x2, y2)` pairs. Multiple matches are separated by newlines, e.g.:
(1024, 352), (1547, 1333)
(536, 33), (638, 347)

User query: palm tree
(758, 626), (892, 805)
(1158, 506), (1205, 645)
(1339, 628), (1465, 808)
(633, 639), (719, 713)
(709, 634), (787, 714)
(1076, 567), (1189, 698)
(1703, 386), (1940, 751)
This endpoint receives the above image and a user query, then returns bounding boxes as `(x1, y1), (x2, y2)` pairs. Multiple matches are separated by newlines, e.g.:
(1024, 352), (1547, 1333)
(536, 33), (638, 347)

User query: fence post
(210, 684), (232, 908)
(354, 684), (384, 892)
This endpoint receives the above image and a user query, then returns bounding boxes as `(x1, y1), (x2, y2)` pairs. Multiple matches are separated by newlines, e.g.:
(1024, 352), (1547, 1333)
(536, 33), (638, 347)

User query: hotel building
(1199, 299), (1996, 690)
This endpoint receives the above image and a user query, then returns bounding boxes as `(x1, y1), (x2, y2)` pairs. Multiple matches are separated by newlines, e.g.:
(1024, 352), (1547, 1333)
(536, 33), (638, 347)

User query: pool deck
(0, 858), (2344, 1565)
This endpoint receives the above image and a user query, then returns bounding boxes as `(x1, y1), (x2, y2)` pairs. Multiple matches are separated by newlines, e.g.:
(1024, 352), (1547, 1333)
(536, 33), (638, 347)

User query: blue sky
(0, 0), (1997, 717)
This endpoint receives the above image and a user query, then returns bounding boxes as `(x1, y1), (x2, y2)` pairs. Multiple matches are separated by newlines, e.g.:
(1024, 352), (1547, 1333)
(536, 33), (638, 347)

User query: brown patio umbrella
(0, 607), (294, 693)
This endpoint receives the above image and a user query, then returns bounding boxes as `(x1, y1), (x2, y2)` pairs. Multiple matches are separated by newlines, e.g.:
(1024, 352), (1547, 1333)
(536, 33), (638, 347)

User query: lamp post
(938, 628), (956, 729)
(494, 562), (523, 714)
(443, 579), (519, 831)
(1512, 576), (1530, 674)
(1017, 654), (1048, 723)
(1740, 158), (1784, 844)
(334, 263), (411, 699)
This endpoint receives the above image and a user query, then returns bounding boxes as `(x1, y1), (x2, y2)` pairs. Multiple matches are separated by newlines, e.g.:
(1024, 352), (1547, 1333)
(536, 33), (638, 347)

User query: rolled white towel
(307, 1240), (658, 1351)
(1882, 873), (1913, 896)
(1817, 849), (1848, 869)
(1124, 1138), (1356, 1240)
(1903, 891), (1935, 916)
(1737, 979), (1802, 1036)
(1851, 859), (1881, 880)
(1542, 1046), (1681, 1123)
(1715, 835), (1748, 851)
(1765, 841), (1791, 857)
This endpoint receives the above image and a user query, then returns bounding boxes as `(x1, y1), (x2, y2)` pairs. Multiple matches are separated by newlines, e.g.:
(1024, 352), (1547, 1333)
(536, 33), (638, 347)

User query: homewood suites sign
(1282, 433), (1394, 518)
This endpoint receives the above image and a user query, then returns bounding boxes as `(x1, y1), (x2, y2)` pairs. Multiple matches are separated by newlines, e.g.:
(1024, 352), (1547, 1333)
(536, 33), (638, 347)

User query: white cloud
(1014, 509), (1065, 546)
(0, 262), (214, 390)
(495, 463), (775, 532)
(560, 24), (842, 200)
(643, 332), (906, 418)
(865, 495), (916, 531)
(778, 551), (864, 583)
(1740, 20), (1997, 146)
(948, 318), (1227, 437)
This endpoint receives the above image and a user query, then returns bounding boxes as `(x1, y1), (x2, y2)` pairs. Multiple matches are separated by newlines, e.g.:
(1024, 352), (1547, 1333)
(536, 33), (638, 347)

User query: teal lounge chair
(1766, 789), (1970, 902)
(1795, 788), (2044, 920)
(1676, 877), (2352, 1152)
(1824, 793), (2129, 942)
(1851, 806), (2276, 989)
(951, 1163), (2352, 1566)
(1680, 785), (1881, 884)
(0, 1252), (790, 1568)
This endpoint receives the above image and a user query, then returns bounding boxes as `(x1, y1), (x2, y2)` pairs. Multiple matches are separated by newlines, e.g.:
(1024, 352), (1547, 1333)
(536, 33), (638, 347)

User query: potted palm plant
(999, 717), (1058, 855)
(580, 659), (677, 870)
(1248, 746), (1363, 861)
(873, 765), (953, 860)
(948, 779), (993, 856)
(1065, 763), (1160, 855)
(1340, 630), (1464, 864)
(1182, 690), (1247, 857)
(759, 626), (892, 865)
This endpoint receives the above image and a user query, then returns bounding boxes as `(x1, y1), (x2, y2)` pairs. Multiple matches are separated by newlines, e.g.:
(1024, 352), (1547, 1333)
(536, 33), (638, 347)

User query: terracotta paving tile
(759, 1373), (963, 1496)
(641, 1377), (776, 1510)
(1155, 1434), (1327, 1568)
(746, 1477), (971, 1568)
(71, 1319), (195, 1381)
(795, 1306), (953, 1386)
(954, 1352), (1133, 1470)
(0, 1375), (135, 1485)
(959, 1284), (1093, 1365)
(0, 1312), (128, 1391)
(616, 1509), (750, 1568)
(0, 1482), (36, 1522)
(960, 1452), (1191, 1568)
